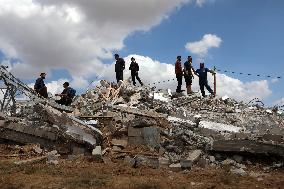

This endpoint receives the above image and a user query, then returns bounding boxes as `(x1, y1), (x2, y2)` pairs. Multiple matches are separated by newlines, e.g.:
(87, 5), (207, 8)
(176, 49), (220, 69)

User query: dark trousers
(176, 74), (183, 93)
(116, 71), (123, 83)
(37, 87), (48, 98)
(131, 72), (143, 86)
(56, 97), (72, 106)
(199, 80), (213, 97)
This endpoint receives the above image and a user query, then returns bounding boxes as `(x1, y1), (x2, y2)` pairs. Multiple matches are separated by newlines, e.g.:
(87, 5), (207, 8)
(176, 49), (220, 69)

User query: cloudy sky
(0, 0), (283, 106)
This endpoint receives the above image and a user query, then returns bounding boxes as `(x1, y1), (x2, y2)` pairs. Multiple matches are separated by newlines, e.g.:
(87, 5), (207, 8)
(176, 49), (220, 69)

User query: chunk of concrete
(128, 136), (145, 145)
(230, 168), (247, 176)
(186, 150), (202, 164)
(233, 155), (243, 163)
(111, 139), (128, 148)
(262, 134), (283, 143)
(169, 163), (182, 172)
(92, 146), (102, 161)
(128, 126), (143, 137)
(124, 156), (135, 167)
(135, 155), (159, 169)
(47, 150), (60, 165)
(180, 159), (192, 170)
(142, 127), (160, 147)
(158, 157), (170, 168)
(0, 120), (5, 126)
(198, 158), (209, 168)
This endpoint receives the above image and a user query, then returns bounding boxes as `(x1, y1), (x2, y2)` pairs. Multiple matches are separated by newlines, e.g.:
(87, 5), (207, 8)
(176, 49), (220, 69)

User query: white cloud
(270, 78), (279, 84)
(0, 0), (189, 84)
(185, 34), (222, 57)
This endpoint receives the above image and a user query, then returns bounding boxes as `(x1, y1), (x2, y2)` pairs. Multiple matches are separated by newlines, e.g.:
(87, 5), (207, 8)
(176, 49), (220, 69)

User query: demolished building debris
(0, 65), (283, 171)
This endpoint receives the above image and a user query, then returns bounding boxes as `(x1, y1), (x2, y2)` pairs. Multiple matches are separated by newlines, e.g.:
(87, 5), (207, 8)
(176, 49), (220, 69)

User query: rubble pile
(72, 80), (284, 169)
(0, 77), (284, 172)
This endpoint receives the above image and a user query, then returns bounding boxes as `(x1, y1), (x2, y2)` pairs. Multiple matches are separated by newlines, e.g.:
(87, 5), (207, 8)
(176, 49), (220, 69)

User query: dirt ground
(0, 144), (283, 189)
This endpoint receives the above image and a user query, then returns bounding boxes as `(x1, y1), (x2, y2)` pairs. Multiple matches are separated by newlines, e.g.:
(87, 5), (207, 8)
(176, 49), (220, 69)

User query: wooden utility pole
(213, 66), (216, 96)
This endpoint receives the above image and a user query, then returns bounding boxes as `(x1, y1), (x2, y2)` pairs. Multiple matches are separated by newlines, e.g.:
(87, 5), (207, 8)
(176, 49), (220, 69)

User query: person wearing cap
(194, 63), (215, 97)
(34, 73), (48, 98)
(114, 54), (125, 83)
(55, 82), (76, 106)
(184, 56), (195, 94)
(129, 57), (143, 86)
(175, 56), (183, 93)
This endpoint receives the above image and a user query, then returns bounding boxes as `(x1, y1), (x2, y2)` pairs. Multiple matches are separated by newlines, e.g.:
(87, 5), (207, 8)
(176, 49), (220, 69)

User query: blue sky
(122, 0), (284, 105)
(0, 0), (283, 106)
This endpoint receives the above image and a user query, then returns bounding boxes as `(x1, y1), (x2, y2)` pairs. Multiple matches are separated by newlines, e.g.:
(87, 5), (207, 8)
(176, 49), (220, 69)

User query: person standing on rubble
(184, 56), (195, 94)
(34, 73), (48, 98)
(129, 57), (143, 86)
(175, 56), (183, 93)
(114, 54), (125, 83)
(55, 82), (76, 106)
(194, 63), (215, 97)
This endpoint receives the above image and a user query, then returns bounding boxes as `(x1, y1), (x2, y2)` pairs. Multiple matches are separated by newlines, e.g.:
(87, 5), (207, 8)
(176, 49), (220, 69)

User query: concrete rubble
(0, 75), (284, 171)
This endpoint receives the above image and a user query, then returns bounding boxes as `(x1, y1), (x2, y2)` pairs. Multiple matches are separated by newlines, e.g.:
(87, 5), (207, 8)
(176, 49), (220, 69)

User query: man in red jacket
(175, 56), (183, 93)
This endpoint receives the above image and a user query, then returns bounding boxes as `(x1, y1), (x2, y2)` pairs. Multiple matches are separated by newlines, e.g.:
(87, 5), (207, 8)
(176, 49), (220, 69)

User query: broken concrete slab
(111, 139), (128, 148)
(230, 168), (247, 176)
(169, 163), (182, 172)
(212, 139), (284, 156)
(135, 155), (159, 169)
(186, 150), (202, 163)
(199, 121), (243, 133)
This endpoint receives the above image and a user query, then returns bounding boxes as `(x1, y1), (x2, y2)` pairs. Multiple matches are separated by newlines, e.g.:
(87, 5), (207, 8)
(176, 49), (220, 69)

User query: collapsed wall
(0, 75), (283, 170)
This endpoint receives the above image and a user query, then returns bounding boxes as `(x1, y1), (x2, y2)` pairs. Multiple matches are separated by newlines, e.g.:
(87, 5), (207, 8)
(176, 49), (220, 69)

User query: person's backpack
(68, 88), (76, 99)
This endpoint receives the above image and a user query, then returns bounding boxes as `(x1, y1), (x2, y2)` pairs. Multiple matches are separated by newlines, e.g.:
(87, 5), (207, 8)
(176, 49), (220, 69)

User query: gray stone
(111, 139), (128, 148)
(92, 146), (102, 161)
(262, 134), (283, 143)
(112, 146), (123, 151)
(233, 155), (243, 163)
(33, 145), (43, 154)
(198, 158), (209, 168)
(47, 150), (60, 165)
(209, 156), (216, 162)
(186, 150), (202, 163)
(180, 159), (192, 169)
(142, 127), (160, 147)
(128, 126), (143, 137)
(230, 168), (247, 176)
(135, 155), (159, 169)
(33, 129), (46, 137)
(158, 157), (169, 168)
(169, 163), (182, 172)
(128, 136), (145, 145)
(0, 112), (5, 120)
(0, 120), (5, 126)
(222, 158), (236, 166)
(124, 156), (135, 167)
(234, 133), (250, 139)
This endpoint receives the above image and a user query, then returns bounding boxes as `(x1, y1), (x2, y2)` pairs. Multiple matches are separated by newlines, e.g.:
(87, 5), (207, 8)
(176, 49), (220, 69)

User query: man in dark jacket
(55, 82), (76, 106)
(194, 63), (215, 97)
(129, 57), (143, 86)
(114, 54), (125, 83)
(175, 56), (183, 93)
(34, 73), (48, 98)
(184, 56), (195, 94)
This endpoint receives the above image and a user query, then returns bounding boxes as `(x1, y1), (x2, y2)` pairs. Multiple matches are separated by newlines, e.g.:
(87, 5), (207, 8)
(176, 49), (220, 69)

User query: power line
(215, 68), (282, 79)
